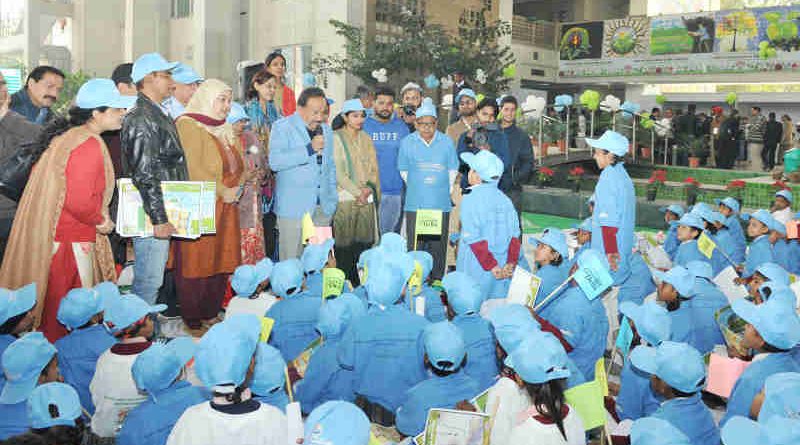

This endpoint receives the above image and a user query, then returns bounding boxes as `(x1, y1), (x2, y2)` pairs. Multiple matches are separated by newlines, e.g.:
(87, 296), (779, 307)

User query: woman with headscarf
(175, 79), (244, 331)
(264, 51), (296, 117)
(0, 79), (129, 342)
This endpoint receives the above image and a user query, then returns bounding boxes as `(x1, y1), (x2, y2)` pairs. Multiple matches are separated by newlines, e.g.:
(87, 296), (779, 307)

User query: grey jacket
(0, 111), (42, 219)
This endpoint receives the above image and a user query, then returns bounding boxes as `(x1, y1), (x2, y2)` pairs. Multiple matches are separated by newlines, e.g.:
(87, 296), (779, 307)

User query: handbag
(0, 140), (46, 202)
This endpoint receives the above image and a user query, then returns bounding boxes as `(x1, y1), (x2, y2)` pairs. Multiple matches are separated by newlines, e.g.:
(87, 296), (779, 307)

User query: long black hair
(31, 418), (86, 445)
(27, 106), (107, 158)
(524, 379), (569, 440)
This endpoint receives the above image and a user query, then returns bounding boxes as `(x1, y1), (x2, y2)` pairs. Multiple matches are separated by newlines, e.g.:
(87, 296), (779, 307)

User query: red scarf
(183, 113), (226, 126)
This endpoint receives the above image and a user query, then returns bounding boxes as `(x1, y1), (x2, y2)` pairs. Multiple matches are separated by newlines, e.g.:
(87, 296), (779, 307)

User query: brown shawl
(0, 126), (116, 327)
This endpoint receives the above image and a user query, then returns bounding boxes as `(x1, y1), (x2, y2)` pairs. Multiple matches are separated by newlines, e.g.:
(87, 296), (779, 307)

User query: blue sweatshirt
(55, 324), (117, 414)
(364, 116), (409, 196)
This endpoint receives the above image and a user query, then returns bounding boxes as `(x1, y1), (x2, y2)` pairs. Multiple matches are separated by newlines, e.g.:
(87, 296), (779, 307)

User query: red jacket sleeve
(601, 226), (619, 255)
(62, 138), (105, 226)
(470, 240), (498, 271)
(506, 237), (521, 265)
(531, 311), (574, 353)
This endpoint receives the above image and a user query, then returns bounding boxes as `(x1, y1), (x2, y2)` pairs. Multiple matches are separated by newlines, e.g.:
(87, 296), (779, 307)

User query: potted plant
(568, 166), (586, 193)
(646, 169), (667, 201)
(684, 177), (702, 206)
(687, 136), (708, 168)
(726, 180), (746, 205)
(536, 167), (555, 188)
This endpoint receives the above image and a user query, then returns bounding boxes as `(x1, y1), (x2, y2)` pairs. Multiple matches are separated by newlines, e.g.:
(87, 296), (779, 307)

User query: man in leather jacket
(121, 53), (187, 306)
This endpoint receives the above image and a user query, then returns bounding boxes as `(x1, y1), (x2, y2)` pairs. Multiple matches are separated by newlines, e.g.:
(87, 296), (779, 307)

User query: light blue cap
(758, 284), (797, 307)
(659, 204), (685, 218)
(423, 321), (466, 371)
(630, 341), (706, 393)
(341, 98), (366, 114)
(441, 271), (484, 315)
(76, 78), (137, 109)
(677, 213), (705, 230)
(530, 227), (570, 260)
(131, 52), (179, 83)
(415, 98), (437, 119)
(103, 293), (165, 334)
(0, 332), (57, 404)
(226, 101), (249, 124)
(576, 248), (611, 271)
(270, 259), (305, 298)
(686, 260), (713, 280)
(504, 332), (571, 384)
(756, 262), (790, 286)
(316, 293), (366, 338)
(771, 218), (787, 235)
(715, 197), (741, 214)
(379, 233), (407, 254)
(251, 343), (286, 396)
(585, 130), (629, 157)
(460, 150), (504, 182)
(27, 383), (81, 429)
(488, 304), (540, 352)
(631, 417), (691, 445)
(573, 218), (592, 232)
(133, 337), (197, 395)
(231, 258), (273, 297)
(302, 72), (317, 88)
(456, 88), (477, 104)
(365, 257), (408, 307)
(742, 209), (776, 229)
(195, 314), (261, 389)
(619, 301), (671, 346)
(690, 202), (712, 214)
(654, 266), (696, 297)
(722, 415), (800, 445)
(171, 63), (203, 85)
(759, 372), (800, 422)
(0, 283), (36, 326)
(57, 282), (118, 330)
(304, 401), (370, 445)
(409, 250), (434, 281)
(732, 295), (800, 350)
(776, 189), (793, 203)
(710, 211), (727, 226)
(357, 247), (378, 270)
(301, 239), (335, 275)
(691, 204), (716, 224)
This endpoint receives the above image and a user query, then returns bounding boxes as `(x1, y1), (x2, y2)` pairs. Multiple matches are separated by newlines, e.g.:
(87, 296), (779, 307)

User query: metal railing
(511, 16), (556, 48)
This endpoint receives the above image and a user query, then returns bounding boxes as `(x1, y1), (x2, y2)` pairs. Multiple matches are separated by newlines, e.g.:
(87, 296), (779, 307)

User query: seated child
(227, 258), (276, 318)
(659, 204), (684, 260)
(630, 417), (691, 445)
(771, 189), (793, 225)
(716, 197), (746, 264)
(721, 415), (800, 445)
(568, 218), (592, 269)
(693, 207), (732, 276)
(619, 250), (657, 307)
(655, 266), (715, 354)
(750, 372), (800, 423)
(250, 343), (290, 411)
(673, 213), (709, 267)
(768, 219), (791, 272)
(301, 239), (335, 298)
(266, 259), (322, 361)
(408, 250), (446, 322)
(303, 401), (370, 445)
(740, 210), (776, 279)
(27, 383), (85, 444)
(747, 262), (790, 302)
(0, 283), (37, 391)
(683, 261), (727, 354)
(352, 247), (378, 304)
(530, 228), (570, 301)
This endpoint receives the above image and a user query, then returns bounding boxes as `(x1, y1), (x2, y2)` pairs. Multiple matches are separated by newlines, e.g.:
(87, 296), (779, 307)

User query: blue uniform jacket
(457, 130), (512, 192)
(55, 324), (117, 414)
(720, 352), (800, 427)
(0, 401), (27, 440)
(305, 272), (323, 299)
(616, 355), (662, 421)
(710, 231), (733, 276)
(267, 292), (322, 361)
(652, 394), (720, 445)
(117, 381), (207, 445)
(268, 113), (337, 219)
(538, 285), (609, 381)
(618, 253), (656, 307)
(395, 371), (482, 436)
(453, 314), (499, 390)
(772, 239), (791, 271)
(664, 222), (680, 260)
(591, 163), (636, 284)
(421, 285), (447, 323)
(674, 240), (708, 268)
(295, 336), (356, 414)
(685, 279), (728, 354)
(535, 263), (568, 307)
(0, 334), (15, 391)
(788, 240), (800, 275)
(254, 390), (290, 412)
(338, 305), (429, 411)
(457, 183), (520, 299)
(743, 235), (773, 278)
(725, 215), (747, 264)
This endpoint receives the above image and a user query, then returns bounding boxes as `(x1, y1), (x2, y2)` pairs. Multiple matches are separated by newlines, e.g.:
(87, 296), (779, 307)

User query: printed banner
(560, 21), (604, 60)
(650, 13), (716, 55)
(603, 17), (651, 58)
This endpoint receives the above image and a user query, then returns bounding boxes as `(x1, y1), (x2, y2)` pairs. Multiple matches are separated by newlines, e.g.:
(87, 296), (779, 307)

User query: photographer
(446, 89), (478, 144)
(456, 97), (512, 193)
(399, 82), (423, 132)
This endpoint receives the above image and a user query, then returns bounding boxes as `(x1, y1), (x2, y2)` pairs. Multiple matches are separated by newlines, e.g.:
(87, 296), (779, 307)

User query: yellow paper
(408, 261), (424, 296)
(415, 209), (443, 236)
(563, 358), (607, 431)
(259, 316), (275, 342)
(698, 232), (716, 259)
(322, 268), (346, 299)
(301, 212), (315, 244)
(595, 358), (608, 396)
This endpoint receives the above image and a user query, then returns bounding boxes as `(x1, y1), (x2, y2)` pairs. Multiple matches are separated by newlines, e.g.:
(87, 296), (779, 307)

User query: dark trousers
(717, 139), (737, 169)
(405, 211), (449, 280)
(263, 211), (279, 261)
(336, 241), (371, 285)
(763, 141), (779, 170)
(173, 247), (227, 329)
(0, 217), (12, 267)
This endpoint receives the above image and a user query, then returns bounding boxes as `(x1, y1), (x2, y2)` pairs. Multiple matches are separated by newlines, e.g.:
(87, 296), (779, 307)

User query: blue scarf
(245, 99), (281, 132)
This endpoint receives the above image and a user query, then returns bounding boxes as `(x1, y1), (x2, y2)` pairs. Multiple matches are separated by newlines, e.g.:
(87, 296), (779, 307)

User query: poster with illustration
(650, 13), (716, 55)
(715, 9), (758, 52)
(603, 17), (650, 58)
(560, 21), (604, 60)
(756, 6), (800, 54)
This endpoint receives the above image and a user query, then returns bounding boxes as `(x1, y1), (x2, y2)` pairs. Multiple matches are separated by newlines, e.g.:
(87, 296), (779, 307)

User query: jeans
(132, 237), (171, 305)
(379, 194), (402, 235)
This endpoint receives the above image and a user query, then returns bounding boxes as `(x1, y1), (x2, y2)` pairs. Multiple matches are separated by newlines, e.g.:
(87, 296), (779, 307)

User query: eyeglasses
(416, 121), (436, 128)
(0, 80), (6, 86)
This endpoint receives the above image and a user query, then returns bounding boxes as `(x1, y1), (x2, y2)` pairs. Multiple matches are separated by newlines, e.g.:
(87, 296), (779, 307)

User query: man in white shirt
(162, 63), (203, 119)
(772, 189), (794, 225)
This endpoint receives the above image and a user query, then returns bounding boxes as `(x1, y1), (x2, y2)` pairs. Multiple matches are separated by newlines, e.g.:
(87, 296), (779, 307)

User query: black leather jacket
(121, 94), (188, 225)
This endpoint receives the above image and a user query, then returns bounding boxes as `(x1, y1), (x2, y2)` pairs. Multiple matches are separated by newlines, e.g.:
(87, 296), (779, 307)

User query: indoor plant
(646, 169), (667, 201)
(568, 166), (586, 193)
(726, 180), (746, 205)
(684, 177), (701, 206)
(687, 136), (708, 168)
(536, 167), (555, 188)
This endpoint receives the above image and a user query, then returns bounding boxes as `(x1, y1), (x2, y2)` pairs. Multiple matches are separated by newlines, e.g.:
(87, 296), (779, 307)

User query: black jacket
(121, 94), (188, 225)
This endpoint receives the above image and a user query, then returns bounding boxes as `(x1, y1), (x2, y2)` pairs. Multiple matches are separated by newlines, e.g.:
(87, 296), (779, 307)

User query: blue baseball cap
(619, 301), (671, 346)
(654, 266), (696, 297)
(251, 343), (286, 396)
(357, 247), (378, 271)
(530, 227), (570, 260)
(732, 296), (800, 350)
(690, 202), (712, 214)
(460, 150), (504, 183)
(771, 218), (787, 236)
(0, 283), (36, 326)
(423, 321), (466, 371)
(171, 63), (203, 85)
(27, 383), (81, 429)
(76, 78), (137, 109)
(742, 209), (776, 229)
(442, 271), (484, 315)
(226, 101), (249, 124)
(455, 88), (477, 104)
(0, 332), (57, 404)
(415, 98), (437, 119)
(57, 282), (118, 330)
(710, 211), (727, 226)
(630, 341), (705, 393)
(691, 205), (716, 224)
(722, 415), (800, 445)
(756, 263), (790, 286)
(759, 372), (800, 422)
(585, 130), (629, 157)
(301, 239), (335, 275)
(686, 260), (713, 280)
(304, 401), (370, 445)
(195, 314), (261, 389)
(231, 259), (273, 297)
(573, 218), (592, 232)
(133, 337), (196, 395)
(659, 204), (685, 218)
(103, 293), (165, 334)
(316, 293), (366, 338)
(270, 259), (305, 298)
(379, 232), (407, 254)
(715, 197), (741, 214)
(409, 250), (434, 281)
(776, 189), (793, 203)
(365, 258), (407, 307)
(631, 417), (691, 445)
(677, 213), (705, 230)
(341, 98), (366, 114)
(505, 332), (571, 384)
(758, 284), (797, 307)
(488, 304), (540, 352)
(131, 52), (179, 83)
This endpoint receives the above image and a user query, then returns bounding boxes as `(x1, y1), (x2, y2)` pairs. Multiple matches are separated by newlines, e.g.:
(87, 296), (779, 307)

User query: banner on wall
(603, 17), (651, 58)
(559, 21), (604, 60)
(650, 13), (716, 55)
(715, 9), (758, 53)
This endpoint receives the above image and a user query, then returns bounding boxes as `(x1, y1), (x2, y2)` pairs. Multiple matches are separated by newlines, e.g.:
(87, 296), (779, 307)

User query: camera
(310, 126), (324, 165)
(402, 104), (417, 117)
(466, 124), (492, 150)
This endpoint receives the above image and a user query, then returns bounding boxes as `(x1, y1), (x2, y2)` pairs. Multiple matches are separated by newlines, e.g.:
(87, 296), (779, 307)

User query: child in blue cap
(505, 332), (586, 445)
(739, 210), (776, 279)
(753, 372), (800, 423)
(0, 284), (37, 392)
(682, 261), (727, 354)
(408, 250), (445, 321)
(631, 417), (691, 445)
(747, 262), (790, 301)
(395, 321), (481, 437)
(630, 341), (720, 445)
(250, 343), (290, 411)
(673, 213), (710, 267)
(0, 332), (60, 440)
(301, 239), (336, 298)
(716, 197), (746, 264)
(304, 401), (370, 445)
(266, 259), (321, 361)
(772, 189), (793, 225)
(90, 293), (165, 438)
(619, 244), (657, 307)
(768, 218), (791, 272)
(27, 382), (84, 442)
(722, 415), (800, 445)
(655, 266), (704, 353)
(616, 301), (672, 421)
(720, 296), (800, 427)
(54, 284), (117, 415)
(296, 294), (365, 414)
(227, 258), (277, 318)
(441, 271), (496, 389)
(118, 337), (206, 445)
(569, 218), (592, 268)
(660, 204), (685, 260)
(694, 207), (733, 276)
(337, 254), (429, 426)
(530, 227), (570, 303)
